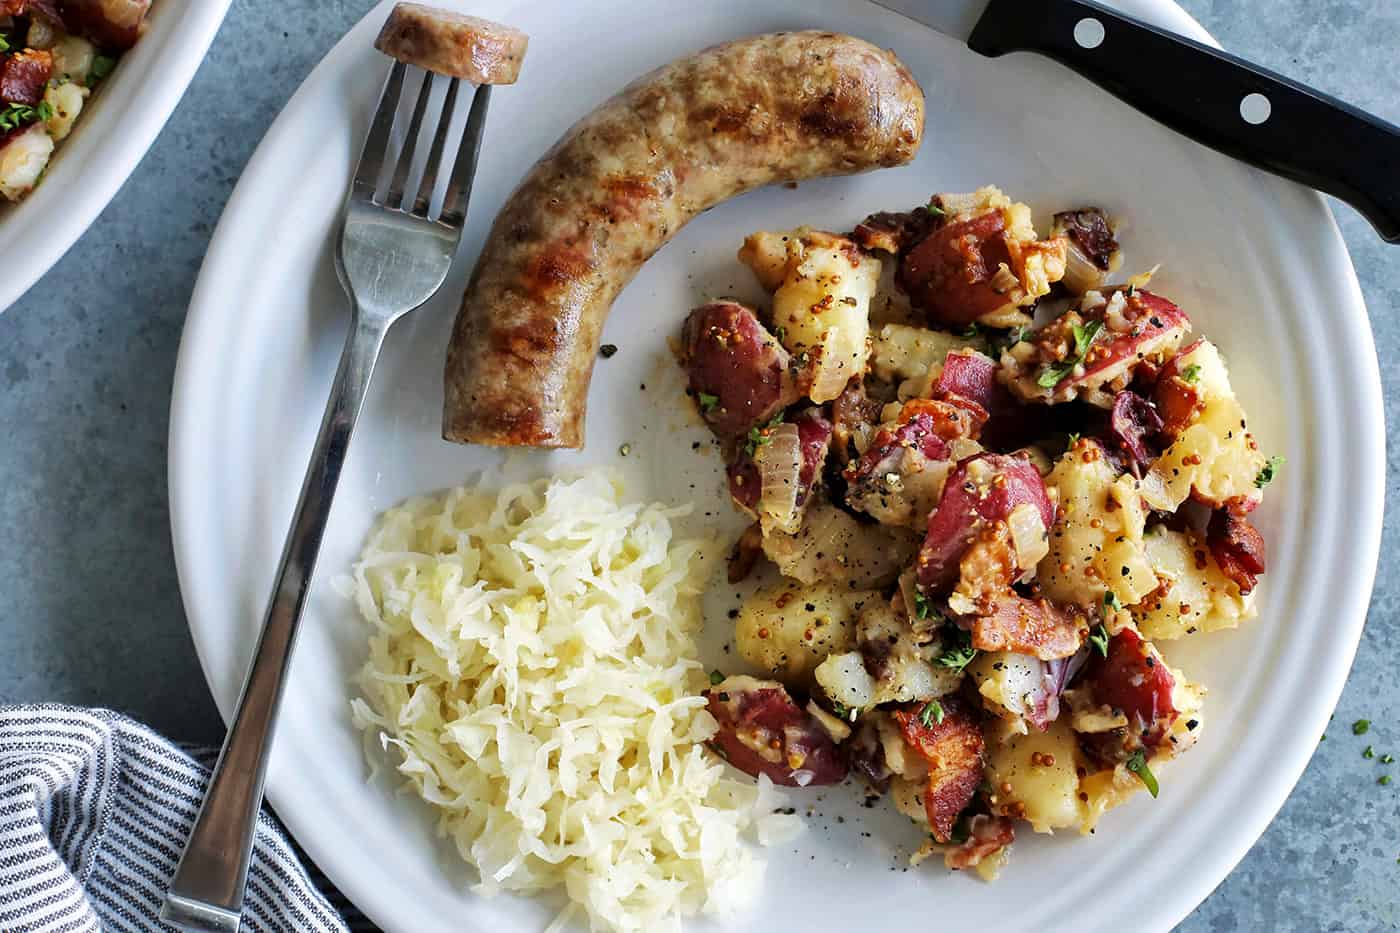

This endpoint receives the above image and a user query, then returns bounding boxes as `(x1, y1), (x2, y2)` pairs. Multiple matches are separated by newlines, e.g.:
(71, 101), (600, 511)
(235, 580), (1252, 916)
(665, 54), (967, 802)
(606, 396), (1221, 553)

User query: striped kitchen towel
(0, 704), (362, 932)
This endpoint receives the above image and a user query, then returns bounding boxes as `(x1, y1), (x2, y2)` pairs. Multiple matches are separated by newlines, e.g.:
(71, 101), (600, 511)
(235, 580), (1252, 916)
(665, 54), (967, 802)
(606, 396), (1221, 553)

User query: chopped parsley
(959, 323), (982, 339)
(925, 199), (946, 217)
(0, 103), (43, 132)
(0, 33), (9, 53)
(708, 669), (725, 686)
(1180, 363), (1202, 384)
(1381, 775), (1393, 786)
(935, 630), (978, 673)
(1353, 719), (1371, 736)
(1384, 754), (1396, 765)
(744, 413), (784, 457)
(1089, 624), (1110, 657)
(1103, 590), (1123, 613)
(919, 700), (945, 728)
(90, 54), (117, 84)
(913, 591), (940, 621)
(1125, 749), (1159, 798)
(1254, 455), (1285, 489)
(1038, 319), (1103, 388)
(1364, 745), (1376, 759)
(697, 392), (719, 412)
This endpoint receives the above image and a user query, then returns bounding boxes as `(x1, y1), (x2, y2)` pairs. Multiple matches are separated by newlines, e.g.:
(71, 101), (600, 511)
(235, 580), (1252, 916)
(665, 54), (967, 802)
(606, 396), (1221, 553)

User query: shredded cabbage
(347, 471), (795, 932)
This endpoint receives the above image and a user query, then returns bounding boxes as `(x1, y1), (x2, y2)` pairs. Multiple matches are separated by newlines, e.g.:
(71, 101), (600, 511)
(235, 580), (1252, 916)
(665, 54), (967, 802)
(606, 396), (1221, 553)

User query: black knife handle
(969, 0), (1400, 243)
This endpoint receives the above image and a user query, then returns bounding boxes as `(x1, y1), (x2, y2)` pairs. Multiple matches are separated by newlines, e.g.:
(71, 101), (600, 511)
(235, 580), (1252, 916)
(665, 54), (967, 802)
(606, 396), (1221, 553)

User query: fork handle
(162, 311), (389, 932)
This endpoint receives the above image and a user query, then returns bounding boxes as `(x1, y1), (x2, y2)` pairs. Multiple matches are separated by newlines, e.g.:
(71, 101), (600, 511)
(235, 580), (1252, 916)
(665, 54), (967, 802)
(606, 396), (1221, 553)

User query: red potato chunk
(1078, 628), (1179, 766)
(681, 301), (797, 442)
(705, 675), (846, 787)
(917, 452), (1055, 593)
(967, 595), (1083, 661)
(933, 348), (1001, 412)
(892, 698), (985, 843)
(898, 211), (1014, 326)
(0, 49), (52, 107)
(944, 814), (1015, 871)
(1207, 504), (1266, 594)
(1002, 290), (1191, 407)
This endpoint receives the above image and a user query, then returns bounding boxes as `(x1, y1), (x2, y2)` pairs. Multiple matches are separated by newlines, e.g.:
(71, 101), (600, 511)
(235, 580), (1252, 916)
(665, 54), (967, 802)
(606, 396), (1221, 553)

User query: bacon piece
(944, 814), (1015, 870)
(58, 0), (150, 50)
(1153, 338), (1206, 438)
(967, 595), (1082, 661)
(1052, 208), (1119, 271)
(917, 452), (1054, 592)
(0, 49), (53, 107)
(681, 300), (796, 442)
(850, 208), (932, 254)
(830, 378), (884, 460)
(843, 399), (985, 527)
(1108, 390), (1164, 475)
(705, 675), (846, 787)
(1207, 505), (1266, 594)
(845, 717), (893, 792)
(893, 698), (984, 843)
(898, 211), (1013, 326)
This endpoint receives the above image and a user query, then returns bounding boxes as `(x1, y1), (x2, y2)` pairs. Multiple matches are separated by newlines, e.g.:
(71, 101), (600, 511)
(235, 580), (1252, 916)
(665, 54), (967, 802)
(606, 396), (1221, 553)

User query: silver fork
(160, 62), (491, 932)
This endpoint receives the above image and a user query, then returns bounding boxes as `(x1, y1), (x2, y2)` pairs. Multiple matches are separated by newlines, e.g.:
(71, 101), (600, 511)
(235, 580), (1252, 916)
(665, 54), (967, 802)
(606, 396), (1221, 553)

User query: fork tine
(384, 71), (436, 210)
(408, 77), (461, 218)
(352, 61), (407, 202)
(439, 84), (492, 228)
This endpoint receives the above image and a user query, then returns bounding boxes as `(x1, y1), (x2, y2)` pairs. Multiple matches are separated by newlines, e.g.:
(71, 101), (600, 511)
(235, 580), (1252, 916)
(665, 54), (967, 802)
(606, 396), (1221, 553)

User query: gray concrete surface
(0, 0), (1395, 928)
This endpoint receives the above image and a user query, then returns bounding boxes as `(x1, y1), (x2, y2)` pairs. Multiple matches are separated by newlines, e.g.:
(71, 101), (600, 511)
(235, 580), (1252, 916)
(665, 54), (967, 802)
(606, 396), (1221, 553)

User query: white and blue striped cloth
(0, 705), (364, 932)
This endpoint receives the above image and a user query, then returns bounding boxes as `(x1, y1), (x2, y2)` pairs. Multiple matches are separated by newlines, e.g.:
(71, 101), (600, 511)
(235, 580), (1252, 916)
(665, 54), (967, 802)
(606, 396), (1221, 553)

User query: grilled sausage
(374, 4), (528, 85)
(443, 31), (925, 448)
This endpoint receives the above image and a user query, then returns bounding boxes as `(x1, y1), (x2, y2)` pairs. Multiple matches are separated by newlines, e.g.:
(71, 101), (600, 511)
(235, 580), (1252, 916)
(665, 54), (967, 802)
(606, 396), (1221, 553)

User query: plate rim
(0, 0), (233, 314)
(168, 1), (1386, 930)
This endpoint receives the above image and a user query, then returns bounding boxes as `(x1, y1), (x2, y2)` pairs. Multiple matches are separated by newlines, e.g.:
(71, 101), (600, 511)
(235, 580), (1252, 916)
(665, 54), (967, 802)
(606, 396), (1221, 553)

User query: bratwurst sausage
(442, 31), (925, 448)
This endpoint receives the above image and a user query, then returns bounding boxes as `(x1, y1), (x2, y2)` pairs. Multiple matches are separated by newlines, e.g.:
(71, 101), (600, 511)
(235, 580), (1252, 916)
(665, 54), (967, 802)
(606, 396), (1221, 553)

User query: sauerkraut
(347, 471), (798, 933)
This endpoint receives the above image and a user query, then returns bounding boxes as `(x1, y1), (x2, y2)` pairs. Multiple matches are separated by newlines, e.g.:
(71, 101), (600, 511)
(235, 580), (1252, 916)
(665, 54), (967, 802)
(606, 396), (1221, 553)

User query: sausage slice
(374, 3), (528, 85)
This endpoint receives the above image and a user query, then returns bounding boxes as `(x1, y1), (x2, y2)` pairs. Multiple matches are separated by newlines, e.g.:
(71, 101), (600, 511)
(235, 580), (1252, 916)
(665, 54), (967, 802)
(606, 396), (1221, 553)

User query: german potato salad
(680, 186), (1278, 876)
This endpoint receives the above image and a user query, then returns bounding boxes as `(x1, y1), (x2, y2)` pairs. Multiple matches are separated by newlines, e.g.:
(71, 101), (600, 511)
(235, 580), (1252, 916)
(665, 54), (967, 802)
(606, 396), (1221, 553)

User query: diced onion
(808, 327), (853, 403)
(1008, 502), (1049, 573)
(990, 262), (1020, 294)
(754, 422), (804, 535)
(1060, 241), (1106, 294)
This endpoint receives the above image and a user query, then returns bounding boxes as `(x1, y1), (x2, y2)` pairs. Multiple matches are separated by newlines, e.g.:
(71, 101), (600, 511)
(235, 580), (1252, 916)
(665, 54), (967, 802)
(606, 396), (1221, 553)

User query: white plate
(169, 1), (1384, 931)
(0, 0), (231, 313)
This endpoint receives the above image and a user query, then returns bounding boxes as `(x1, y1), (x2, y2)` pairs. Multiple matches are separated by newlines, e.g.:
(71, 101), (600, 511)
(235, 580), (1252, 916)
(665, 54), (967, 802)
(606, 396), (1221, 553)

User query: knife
(872, 0), (1400, 243)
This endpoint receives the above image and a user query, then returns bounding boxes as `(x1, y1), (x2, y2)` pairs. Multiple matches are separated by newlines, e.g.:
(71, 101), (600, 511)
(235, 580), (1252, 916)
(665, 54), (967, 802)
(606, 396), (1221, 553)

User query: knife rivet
(1073, 17), (1105, 50)
(1240, 93), (1272, 125)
